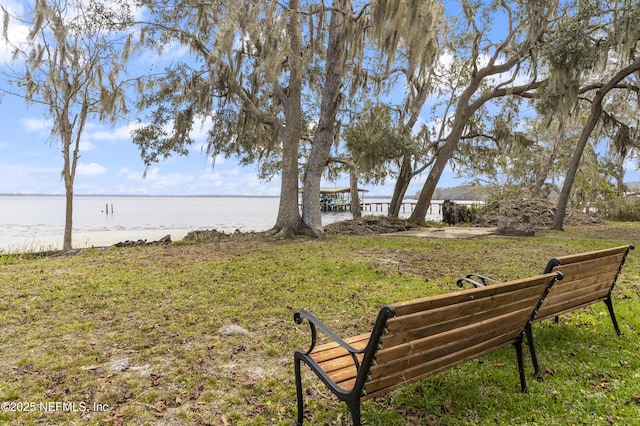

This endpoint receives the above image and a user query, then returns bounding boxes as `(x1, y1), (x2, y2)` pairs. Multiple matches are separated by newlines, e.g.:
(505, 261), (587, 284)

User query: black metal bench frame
(457, 244), (634, 378)
(293, 272), (562, 425)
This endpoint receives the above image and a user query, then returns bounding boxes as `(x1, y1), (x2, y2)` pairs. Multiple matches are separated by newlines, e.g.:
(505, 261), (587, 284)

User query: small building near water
(300, 187), (368, 212)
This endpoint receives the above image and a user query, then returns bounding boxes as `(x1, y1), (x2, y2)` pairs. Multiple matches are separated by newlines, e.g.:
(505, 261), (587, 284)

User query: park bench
(457, 244), (634, 378)
(293, 272), (562, 425)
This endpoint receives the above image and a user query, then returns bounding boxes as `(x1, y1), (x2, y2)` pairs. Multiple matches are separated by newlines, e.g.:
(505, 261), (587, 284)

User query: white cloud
(437, 51), (455, 69)
(118, 167), (145, 180)
(77, 162), (107, 176)
(112, 163), (282, 196)
(208, 168), (281, 195)
(0, 1), (29, 64)
(0, 1), (147, 65)
(21, 117), (53, 134)
(134, 40), (191, 70)
(88, 122), (141, 142)
(119, 166), (195, 190)
(190, 114), (214, 141)
(80, 140), (97, 151)
(211, 154), (225, 166)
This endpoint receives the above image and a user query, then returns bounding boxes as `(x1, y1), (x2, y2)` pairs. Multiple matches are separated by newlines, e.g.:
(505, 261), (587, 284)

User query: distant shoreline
(0, 193), (281, 198)
(0, 193), (403, 199)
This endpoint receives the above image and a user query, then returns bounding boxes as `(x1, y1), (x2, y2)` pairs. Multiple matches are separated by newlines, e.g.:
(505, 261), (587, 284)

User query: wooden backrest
(537, 245), (632, 321)
(363, 273), (560, 399)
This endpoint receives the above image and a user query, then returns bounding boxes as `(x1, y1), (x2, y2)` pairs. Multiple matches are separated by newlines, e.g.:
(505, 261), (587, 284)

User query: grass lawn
(1, 222), (639, 425)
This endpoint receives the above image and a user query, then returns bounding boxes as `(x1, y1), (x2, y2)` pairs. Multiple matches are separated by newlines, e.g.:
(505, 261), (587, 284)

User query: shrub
(600, 197), (640, 221)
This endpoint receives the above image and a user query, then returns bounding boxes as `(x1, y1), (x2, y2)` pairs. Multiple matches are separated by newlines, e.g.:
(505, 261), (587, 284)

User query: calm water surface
(0, 195), (449, 251)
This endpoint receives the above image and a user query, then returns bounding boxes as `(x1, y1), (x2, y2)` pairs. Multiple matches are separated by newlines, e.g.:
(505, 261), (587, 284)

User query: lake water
(0, 195), (447, 252)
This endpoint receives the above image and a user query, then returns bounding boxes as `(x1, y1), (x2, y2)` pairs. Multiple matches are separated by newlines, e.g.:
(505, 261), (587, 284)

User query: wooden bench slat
(548, 257), (622, 280)
(338, 377), (357, 394)
(537, 283), (609, 310)
(309, 333), (370, 363)
(542, 272), (619, 302)
(293, 272), (563, 425)
(381, 295), (539, 348)
(386, 282), (546, 332)
(366, 333), (518, 396)
(316, 352), (364, 374)
(545, 275), (613, 300)
(325, 364), (359, 388)
(391, 275), (551, 317)
(375, 306), (532, 365)
(382, 294), (539, 348)
(558, 251), (624, 266)
(535, 274), (620, 320)
(537, 293), (609, 321)
(553, 246), (629, 265)
(517, 244), (633, 379)
(310, 333), (371, 353)
(536, 298), (608, 322)
(371, 318), (524, 381)
(544, 269), (619, 294)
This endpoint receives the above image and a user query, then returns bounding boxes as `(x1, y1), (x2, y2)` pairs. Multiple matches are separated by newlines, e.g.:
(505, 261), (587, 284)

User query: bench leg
(294, 355), (305, 425)
(514, 337), (528, 393)
(347, 399), (362, 426)
(604, 297), (621, 335)
(524, 324), (542, 381)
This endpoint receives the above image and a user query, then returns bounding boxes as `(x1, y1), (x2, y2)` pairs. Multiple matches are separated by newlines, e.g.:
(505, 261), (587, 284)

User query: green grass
(1, 223), (639, 425)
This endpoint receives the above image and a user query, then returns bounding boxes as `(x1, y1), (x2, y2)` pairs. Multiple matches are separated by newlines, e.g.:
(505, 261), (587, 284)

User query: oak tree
(133, 0), (442, 236)
(546, 0), (640, 229)
(407, 0), (548, 225)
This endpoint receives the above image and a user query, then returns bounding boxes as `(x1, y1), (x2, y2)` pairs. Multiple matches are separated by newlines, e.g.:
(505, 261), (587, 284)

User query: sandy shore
(72, 229), (192, 248)
(1, 229), (191, 252)
(2, 224), (278, 253)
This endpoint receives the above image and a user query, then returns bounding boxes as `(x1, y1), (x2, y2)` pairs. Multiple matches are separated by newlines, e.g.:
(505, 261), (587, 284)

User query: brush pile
(473, 199), (602, 227)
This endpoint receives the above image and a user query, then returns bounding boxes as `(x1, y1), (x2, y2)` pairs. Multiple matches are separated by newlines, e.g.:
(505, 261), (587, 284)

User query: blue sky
(0, 98), (284, 196)
(0, 1), (461, 198)
(5, 1), (635, 198)
(0, 91), (455, 196)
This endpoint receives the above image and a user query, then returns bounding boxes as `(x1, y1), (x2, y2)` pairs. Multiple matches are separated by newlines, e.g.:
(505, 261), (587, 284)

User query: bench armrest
(456, 273), (501, 288)
(294, 309), (366, 356)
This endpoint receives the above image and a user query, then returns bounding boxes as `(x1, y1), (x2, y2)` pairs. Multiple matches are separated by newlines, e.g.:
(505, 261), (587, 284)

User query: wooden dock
(321, 201), (446, 215)
(302, 188), (474, 216)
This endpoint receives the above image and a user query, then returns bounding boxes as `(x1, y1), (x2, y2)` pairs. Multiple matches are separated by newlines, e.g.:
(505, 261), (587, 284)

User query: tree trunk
(302, 0), (348, 234)
(551, 102), (602, 230)
(62, 130), (78, 251)
(272, 81), (304, 237)
(63, 181), (73, 251)
(389, 158), (413, 217)
(61, 96), (89, 251)
(409, 105), (475, 225)
(407, 75), (543, 225)
(551, 59), (640, 230)
(270, 0), (305, 237)
(272, 121), (304, 237)
(388, 81), (430, 217)
(327, 157), (361, 218)
(614, 158), (625, 194)
(349, 169), (361, 219)
(61, 109), (76, 251)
